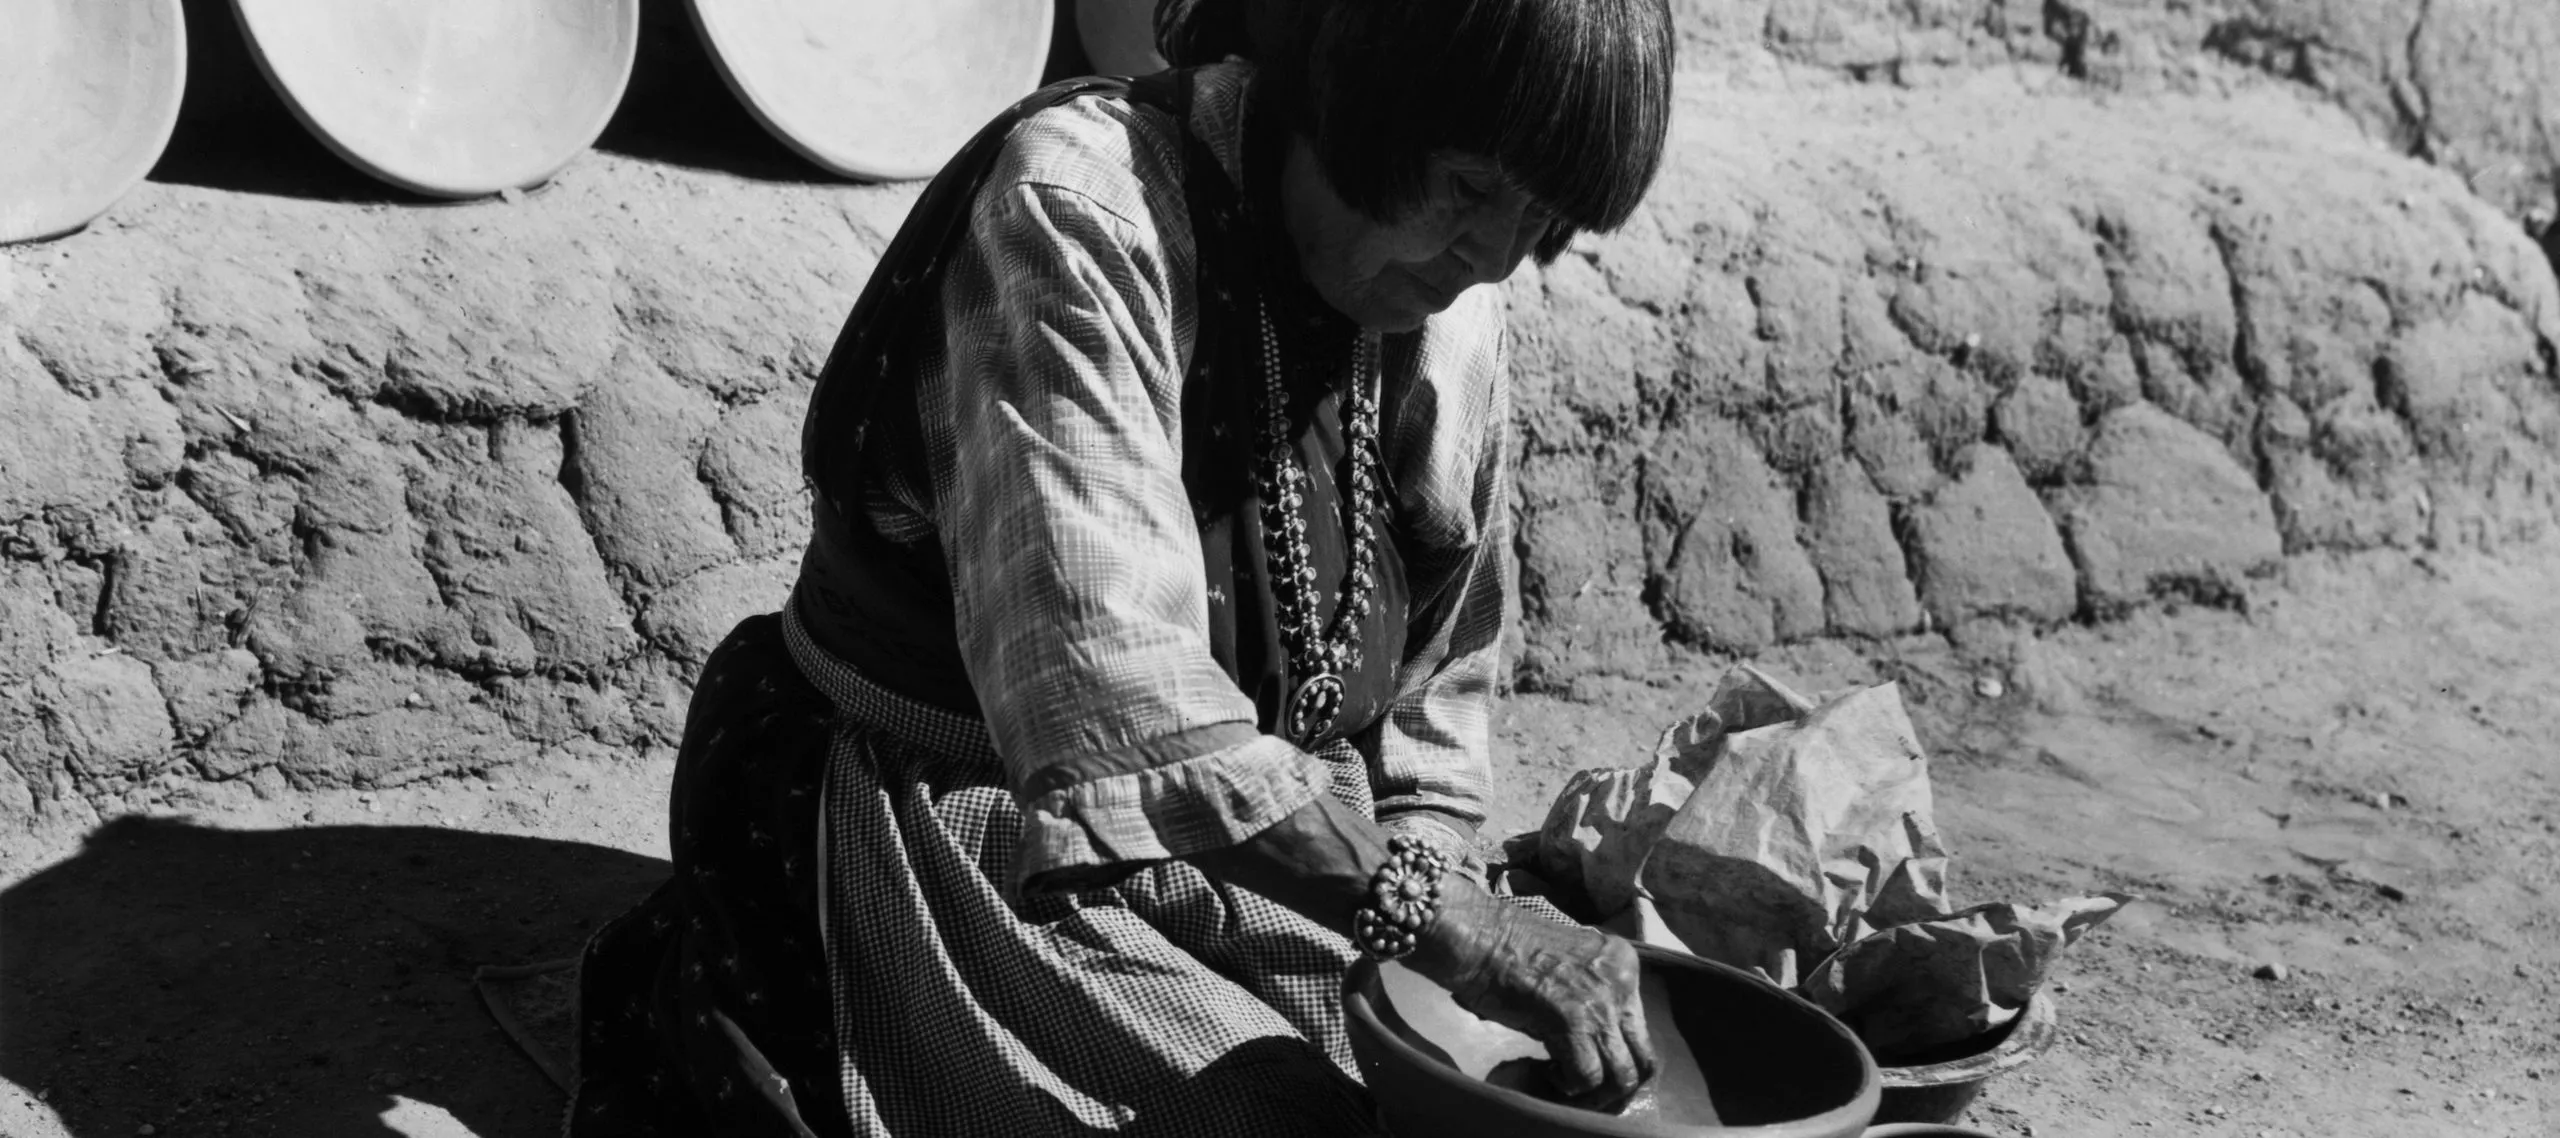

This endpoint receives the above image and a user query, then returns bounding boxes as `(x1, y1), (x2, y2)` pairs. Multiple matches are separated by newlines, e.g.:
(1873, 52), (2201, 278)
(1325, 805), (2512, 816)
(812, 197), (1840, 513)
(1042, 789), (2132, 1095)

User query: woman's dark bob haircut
(1160, 0), (1675, 263)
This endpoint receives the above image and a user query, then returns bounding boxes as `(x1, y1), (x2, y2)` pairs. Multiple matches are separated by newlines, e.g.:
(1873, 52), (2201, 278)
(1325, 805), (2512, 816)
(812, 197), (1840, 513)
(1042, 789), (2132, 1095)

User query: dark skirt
(567, 612), (1382, 1137)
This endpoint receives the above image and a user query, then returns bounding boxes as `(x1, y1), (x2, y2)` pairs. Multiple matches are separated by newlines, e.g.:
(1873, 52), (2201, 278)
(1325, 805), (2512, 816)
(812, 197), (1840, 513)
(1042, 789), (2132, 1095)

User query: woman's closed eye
(1447, 171), (1494, 207)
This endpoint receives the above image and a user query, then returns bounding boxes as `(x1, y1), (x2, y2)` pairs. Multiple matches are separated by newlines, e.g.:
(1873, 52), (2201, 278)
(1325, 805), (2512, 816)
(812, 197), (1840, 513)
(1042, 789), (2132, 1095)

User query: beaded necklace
(1253, 296), (1382, 747)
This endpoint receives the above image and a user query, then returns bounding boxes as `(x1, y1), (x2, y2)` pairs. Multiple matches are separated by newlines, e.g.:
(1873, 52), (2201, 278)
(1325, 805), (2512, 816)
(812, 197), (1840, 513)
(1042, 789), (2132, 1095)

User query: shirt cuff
(1379, 808), (1489, 881)
(1371, 789), (1489, 832)
(1012, 733), (1331, 895)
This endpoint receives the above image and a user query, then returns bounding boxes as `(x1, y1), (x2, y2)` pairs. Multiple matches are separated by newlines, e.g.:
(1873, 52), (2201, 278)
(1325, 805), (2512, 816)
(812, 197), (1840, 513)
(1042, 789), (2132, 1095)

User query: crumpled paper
(1800, 894), (2131, 1059)
(1528, 666), (1817, 920)
(1525, 664), (1812, 920)
(1533, 668), (1950, 987)
(1524, 664), (2127, 1049)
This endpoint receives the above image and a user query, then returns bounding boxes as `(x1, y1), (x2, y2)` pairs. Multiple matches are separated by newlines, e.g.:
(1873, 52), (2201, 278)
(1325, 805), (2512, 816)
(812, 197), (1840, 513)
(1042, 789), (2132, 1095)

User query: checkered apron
(780, 601), (1384, 1137)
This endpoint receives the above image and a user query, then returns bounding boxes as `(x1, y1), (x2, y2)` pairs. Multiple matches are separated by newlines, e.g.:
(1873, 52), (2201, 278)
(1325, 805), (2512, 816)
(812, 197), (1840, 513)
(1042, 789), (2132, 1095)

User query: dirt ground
(3, 541), (2554, 1137)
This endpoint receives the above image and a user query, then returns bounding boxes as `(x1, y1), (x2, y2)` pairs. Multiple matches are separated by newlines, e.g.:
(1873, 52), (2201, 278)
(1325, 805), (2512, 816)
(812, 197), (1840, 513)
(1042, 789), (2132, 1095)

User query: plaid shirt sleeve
(931, 104), (1333, 897)
(1362, 296), (1512, 855)
(925, 89), (1515, 895)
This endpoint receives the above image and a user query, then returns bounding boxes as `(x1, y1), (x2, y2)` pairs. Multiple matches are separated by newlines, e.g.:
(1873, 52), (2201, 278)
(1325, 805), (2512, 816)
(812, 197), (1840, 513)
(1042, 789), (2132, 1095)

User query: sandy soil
(4, 541), (2554, 1137)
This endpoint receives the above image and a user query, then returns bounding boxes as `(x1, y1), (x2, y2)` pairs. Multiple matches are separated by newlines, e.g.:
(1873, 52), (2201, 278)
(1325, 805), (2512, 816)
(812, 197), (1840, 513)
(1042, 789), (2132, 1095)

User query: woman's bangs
(1479, 0), (1673, 239)
(1300, 0), (1673, 242)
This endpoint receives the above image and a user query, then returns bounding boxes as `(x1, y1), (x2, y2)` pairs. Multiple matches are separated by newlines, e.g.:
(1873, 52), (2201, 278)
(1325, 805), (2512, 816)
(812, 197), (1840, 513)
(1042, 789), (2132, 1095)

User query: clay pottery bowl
(3, 0), (188, 244)
(1344, 943), (1881, 1137)
(686, 0), (1053, 181)
(1870, 992), (2058, 1125)
(1075, 0), (1166, 77)
(227, 0), (639, 197)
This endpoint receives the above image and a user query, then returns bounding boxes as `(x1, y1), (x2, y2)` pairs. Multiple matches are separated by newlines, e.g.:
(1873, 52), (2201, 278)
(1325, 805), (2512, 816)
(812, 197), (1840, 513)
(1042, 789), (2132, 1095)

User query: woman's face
(1279, 138), (1555, 333)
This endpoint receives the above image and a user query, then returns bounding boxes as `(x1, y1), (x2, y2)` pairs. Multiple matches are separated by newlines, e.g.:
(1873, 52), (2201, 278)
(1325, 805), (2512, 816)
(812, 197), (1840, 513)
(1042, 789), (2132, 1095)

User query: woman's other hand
(1181, 793), (1653, 1106)
(1408, 876), (1656, 1110)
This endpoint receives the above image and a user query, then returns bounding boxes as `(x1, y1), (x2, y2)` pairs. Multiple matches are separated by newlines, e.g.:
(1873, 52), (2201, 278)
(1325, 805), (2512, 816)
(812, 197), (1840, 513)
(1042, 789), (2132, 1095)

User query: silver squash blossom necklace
(1253, 296), (1382, 747)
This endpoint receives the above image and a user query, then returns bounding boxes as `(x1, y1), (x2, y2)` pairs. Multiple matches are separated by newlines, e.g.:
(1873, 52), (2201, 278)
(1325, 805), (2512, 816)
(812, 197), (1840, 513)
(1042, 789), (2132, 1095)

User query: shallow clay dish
(686, 0), (1054, 181)
(1345, 944), (1882, 1137)
(1, 0), (187, 244)
(228, 0), (638, 197)
(1872, 991), (2058, 1124)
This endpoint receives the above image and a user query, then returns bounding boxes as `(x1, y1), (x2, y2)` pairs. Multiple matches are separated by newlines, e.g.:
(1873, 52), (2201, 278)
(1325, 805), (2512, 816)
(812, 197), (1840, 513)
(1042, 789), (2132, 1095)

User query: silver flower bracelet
(1354, 835), (1451, 961)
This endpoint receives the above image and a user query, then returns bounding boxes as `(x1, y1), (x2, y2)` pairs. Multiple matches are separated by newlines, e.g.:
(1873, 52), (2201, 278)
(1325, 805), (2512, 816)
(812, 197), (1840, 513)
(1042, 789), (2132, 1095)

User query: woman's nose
(1451, 197), (1545, 285)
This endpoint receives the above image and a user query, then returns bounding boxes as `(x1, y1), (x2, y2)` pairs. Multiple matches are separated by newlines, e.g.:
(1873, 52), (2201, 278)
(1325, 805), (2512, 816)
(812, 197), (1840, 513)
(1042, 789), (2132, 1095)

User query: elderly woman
(571, 0), (1676, 1133)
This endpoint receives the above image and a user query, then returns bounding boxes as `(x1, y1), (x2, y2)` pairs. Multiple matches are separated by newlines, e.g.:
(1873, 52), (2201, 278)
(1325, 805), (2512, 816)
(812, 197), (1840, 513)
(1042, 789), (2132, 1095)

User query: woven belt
(781, 590), (1002, 770)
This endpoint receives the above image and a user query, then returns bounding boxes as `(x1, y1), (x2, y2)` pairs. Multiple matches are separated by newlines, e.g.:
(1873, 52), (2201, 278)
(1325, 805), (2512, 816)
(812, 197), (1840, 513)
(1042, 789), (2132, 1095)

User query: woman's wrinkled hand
(1409, 877), (1656, 1110)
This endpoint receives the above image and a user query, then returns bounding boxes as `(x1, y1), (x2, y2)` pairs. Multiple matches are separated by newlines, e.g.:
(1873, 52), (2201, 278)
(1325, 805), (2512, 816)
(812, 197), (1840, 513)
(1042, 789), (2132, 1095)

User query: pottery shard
(1905, 445), (2077, 626)
(1802, 458), (1923, 638)
(2052, 403), (2281, 612)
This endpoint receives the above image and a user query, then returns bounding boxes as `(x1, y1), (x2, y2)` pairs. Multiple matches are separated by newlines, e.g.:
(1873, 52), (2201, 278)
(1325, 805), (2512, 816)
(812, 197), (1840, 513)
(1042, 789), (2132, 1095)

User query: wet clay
(1383, 965), (1725, 1125)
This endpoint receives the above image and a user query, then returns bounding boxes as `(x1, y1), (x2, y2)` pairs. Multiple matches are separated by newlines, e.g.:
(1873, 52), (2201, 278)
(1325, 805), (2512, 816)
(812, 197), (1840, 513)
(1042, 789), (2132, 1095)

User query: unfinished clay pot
(228, 0), (638, 197)
(1345, 944), (1882, 1137)
(1872, 991), (2059, 1125)
(686, 0), (1054, 181)
(3, 0), (187, 243)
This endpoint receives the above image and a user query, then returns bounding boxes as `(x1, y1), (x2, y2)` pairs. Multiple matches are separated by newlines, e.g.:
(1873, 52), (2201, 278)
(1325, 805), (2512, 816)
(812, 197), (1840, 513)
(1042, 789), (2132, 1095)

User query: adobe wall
(3, 59), (2554, 843)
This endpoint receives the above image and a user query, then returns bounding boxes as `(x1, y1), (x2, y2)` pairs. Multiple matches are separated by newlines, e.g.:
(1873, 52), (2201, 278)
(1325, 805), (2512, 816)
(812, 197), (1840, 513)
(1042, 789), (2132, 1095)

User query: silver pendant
(1285, 672), (1346, 745)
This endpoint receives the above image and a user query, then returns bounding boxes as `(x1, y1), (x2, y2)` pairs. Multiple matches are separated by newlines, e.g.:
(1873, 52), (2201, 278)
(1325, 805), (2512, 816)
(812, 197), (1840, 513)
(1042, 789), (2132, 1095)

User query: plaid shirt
(866, 64), (1512, 894)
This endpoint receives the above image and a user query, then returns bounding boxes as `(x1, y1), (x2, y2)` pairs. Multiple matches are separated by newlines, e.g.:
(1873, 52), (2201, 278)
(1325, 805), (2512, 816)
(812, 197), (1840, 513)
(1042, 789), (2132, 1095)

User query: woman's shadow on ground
(0, 815), (666, 1137)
